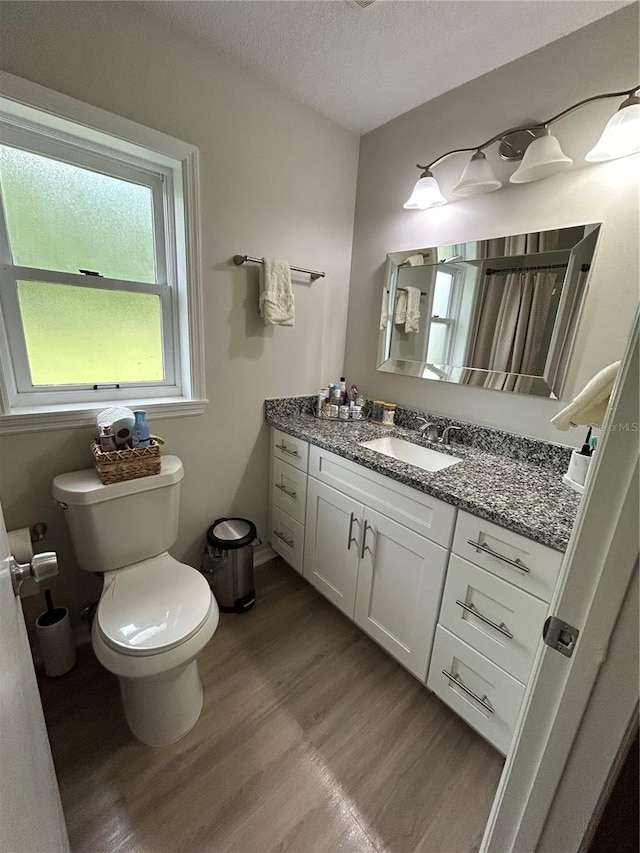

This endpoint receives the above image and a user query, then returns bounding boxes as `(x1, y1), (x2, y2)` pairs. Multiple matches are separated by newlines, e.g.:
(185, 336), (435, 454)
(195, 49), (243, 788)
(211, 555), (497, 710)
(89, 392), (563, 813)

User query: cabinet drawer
(272, 457), (307, 524)
(272, 428), (309, 473)
(440, 555), (548, 684)
(271, 506), (305, 573)
(309, 445), (456, 547)
(427, 626), (526, 754)
(453, 511), (563, 602)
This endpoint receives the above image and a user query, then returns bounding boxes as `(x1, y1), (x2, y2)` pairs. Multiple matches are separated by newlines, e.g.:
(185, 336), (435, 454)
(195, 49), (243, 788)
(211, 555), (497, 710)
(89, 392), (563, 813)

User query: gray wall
(0, 2), (359, 633)
(344, 5), (639, 446)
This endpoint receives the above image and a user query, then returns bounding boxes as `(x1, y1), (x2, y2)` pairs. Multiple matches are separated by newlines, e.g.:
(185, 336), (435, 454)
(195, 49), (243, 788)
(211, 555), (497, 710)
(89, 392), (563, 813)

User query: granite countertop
(265, 409), (581, 552)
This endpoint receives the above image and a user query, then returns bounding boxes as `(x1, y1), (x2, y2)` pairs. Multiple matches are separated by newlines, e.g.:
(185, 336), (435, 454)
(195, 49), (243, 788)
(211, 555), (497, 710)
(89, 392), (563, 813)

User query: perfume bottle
(132, 411), (151, 447)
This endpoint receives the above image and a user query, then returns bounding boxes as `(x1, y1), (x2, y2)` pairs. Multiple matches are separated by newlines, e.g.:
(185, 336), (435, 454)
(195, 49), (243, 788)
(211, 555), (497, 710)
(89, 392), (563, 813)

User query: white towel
(404, 286), (421, 334)
(403, 254), (424, 267)
(259, 258), (294, 326)
(394, 289), (407, 325)
(551, 361), (620, 430)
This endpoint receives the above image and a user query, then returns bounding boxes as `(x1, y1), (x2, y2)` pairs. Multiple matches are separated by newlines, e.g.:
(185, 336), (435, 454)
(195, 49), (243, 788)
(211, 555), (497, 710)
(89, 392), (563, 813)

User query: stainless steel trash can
(202, 518), (257, 613)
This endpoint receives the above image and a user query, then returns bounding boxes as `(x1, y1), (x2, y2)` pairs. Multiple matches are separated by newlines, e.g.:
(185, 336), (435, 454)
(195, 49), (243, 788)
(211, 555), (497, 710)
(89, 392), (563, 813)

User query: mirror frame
(377, 223), (601, 399)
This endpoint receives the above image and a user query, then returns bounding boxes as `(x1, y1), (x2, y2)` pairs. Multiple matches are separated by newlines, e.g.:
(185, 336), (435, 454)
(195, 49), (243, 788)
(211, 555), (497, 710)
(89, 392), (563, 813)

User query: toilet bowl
(53, 456), (218, 746)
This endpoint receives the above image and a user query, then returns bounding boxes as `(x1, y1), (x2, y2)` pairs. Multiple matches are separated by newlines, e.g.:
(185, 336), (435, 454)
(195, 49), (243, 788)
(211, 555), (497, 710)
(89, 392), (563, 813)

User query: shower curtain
(463, 230), (561, 392)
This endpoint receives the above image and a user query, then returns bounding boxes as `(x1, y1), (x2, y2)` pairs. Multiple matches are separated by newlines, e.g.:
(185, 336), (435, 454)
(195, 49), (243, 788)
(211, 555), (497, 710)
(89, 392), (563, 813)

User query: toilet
(52, 456), (219, 747)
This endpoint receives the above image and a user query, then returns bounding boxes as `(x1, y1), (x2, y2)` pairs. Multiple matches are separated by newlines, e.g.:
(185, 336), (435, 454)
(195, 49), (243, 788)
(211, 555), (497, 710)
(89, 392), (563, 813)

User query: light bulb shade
(403, 174), (447, 209)
(509, 133), (573, 184)
(585, 102), (640, 162)
(451, 153), (502, 197)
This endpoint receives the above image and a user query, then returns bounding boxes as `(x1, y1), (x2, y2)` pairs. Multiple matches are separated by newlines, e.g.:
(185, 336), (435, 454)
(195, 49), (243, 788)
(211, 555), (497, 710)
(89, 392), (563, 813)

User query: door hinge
(543, 615), (580, 658)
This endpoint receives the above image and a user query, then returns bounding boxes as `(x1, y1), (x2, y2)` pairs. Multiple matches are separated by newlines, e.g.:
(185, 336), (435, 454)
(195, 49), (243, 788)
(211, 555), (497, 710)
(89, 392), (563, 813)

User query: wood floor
(38, 558), (504, 853)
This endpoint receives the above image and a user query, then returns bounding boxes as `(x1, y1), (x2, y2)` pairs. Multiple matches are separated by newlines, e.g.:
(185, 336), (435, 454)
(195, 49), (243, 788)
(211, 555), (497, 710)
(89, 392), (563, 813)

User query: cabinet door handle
(467, 539), (530, 573)
(276, 442), (299, 458)
(455, 599), (514, 639)
(347, 512), (358, 551)
(360, 521), (376, 560)
(275, 482), (297, 499)
(442, 670), (494, 714)
(273, 530), (294, 549)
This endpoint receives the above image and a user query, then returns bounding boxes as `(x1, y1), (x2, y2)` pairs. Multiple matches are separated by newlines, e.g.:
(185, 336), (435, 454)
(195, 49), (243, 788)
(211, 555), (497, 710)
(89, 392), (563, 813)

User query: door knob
(10, 552), (58, 594)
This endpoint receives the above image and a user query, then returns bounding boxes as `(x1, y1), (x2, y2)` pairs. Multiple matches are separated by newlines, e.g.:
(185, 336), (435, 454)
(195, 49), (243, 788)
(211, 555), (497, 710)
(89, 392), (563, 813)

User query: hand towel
(404, 286), (421, 333)
(259, 258), (294, 326)
(403, 253), (424, 267)
(394, 289), (407, 325)
(551, 361), (620, 430)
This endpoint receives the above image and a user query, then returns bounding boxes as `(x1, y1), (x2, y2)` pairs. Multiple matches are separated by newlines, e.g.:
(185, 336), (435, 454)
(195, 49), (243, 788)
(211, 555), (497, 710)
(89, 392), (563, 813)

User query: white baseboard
(254, 542), (277, 567)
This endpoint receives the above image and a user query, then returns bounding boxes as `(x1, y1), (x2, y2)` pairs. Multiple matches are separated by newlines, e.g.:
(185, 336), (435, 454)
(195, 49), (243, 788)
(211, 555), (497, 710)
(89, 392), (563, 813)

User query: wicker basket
(91, 436), (165, 485)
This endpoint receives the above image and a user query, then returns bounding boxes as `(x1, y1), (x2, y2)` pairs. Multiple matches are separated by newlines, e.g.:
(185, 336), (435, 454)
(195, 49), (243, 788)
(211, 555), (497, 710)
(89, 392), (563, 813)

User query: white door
(354, 508), (448, 680)
(304, 479), (362, 617)
(0, 498), (70, 852)
(482, 313), (639, 851)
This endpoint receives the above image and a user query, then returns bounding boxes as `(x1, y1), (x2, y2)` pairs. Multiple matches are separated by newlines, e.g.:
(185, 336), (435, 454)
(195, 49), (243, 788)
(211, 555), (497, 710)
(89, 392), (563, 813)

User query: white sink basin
(359, 436), (461, 473)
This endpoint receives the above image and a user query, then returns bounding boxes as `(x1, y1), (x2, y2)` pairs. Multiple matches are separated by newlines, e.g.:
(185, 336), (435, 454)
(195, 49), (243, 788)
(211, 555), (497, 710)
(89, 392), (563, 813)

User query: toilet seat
(97, 555), (213, 657)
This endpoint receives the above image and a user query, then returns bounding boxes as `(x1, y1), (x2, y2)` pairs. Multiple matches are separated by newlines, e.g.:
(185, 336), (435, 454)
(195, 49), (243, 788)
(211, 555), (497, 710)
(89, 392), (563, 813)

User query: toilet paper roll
(8, 527), (33, 564)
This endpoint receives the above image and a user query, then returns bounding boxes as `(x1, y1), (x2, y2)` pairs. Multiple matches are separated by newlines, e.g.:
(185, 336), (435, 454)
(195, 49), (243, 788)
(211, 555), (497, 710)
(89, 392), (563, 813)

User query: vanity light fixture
(585, 92), (640, 161)
(403, 169), (447, 209)
(404, 85), (640, 210)
(510, 128), (573, 184)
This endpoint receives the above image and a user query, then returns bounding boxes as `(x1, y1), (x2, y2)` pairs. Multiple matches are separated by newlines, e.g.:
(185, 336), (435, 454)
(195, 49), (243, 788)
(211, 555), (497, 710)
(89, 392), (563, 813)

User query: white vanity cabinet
(304, 479), (361, 617)
(269, 426), (567, 753)
(427, 510), (564, 753)
(304, 446), (454, 680)
(269, 428), (309, 573)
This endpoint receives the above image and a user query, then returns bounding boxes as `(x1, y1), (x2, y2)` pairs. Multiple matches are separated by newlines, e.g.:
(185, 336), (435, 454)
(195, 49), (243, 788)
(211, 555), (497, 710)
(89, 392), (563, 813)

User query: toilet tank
(52, 456), (184, 573)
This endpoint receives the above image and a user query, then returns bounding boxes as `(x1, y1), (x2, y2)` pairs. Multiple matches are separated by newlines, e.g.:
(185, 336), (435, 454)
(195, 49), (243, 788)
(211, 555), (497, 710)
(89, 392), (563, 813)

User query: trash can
(202, 518), (257, 613)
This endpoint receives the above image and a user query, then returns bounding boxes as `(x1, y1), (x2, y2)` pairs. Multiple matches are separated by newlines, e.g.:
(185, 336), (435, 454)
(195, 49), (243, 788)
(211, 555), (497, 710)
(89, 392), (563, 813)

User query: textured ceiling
(142, 1), (631, 134)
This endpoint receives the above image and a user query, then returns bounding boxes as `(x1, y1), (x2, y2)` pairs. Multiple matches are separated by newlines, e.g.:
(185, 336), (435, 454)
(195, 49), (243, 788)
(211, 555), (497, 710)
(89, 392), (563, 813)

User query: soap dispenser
(132, 411), (151, 447)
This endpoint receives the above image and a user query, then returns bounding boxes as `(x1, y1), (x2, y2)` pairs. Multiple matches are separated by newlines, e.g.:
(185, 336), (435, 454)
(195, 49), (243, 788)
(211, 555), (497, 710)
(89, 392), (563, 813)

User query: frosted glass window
(433, 272), (453, 317)
(427, 322), (449, 364)
(0, 145), (157, 283)
(17, 280), (164, 386)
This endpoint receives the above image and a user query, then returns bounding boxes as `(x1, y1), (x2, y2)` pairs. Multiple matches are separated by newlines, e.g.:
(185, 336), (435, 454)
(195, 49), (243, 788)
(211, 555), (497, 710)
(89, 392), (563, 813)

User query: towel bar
(233, 254), (325, 280)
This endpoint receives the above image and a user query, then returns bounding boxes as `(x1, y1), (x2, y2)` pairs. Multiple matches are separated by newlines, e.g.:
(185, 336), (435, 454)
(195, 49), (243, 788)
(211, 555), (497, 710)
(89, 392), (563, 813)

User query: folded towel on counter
(394, 289), (407, 325)
(259, 258), (294, 326)
(404, 286), (421, 333)
(551, 361), (620, 430)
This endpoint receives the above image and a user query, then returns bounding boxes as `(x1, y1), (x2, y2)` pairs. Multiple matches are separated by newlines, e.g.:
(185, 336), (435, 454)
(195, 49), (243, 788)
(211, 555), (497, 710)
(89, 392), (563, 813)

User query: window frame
(0, 71), (206, 433)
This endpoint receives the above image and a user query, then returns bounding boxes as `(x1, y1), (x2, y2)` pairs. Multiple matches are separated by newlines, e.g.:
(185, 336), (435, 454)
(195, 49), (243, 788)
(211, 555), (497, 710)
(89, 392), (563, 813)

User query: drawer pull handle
(442, 670), (494, 714)
(455, 600), (514, 639)
(275, 482), (297, 499)
(360, 520), (376, 560)
(347, 512), (358, 551)
(273, 530), (294, 549)
(276, 443), (300, 458)
(467, 539), (530, 573)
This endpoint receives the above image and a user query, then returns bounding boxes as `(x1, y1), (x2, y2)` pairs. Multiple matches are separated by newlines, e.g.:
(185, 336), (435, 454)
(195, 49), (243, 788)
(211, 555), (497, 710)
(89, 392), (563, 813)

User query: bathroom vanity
(266, 399), (577, 754)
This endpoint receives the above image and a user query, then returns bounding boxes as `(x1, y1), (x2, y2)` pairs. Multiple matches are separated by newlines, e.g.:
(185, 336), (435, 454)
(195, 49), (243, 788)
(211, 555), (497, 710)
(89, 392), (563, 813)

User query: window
(0, 72), (205, 432)
(426, 270), (456, 365)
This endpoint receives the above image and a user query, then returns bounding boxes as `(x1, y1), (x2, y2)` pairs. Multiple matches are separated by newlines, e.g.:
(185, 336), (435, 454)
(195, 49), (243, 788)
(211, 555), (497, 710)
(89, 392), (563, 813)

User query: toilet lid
(97, 556), (213, 656)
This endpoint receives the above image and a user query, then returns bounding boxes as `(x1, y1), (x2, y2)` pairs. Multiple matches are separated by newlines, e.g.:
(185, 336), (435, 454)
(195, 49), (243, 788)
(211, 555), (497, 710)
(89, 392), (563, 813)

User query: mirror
(377, 224), (601, 398)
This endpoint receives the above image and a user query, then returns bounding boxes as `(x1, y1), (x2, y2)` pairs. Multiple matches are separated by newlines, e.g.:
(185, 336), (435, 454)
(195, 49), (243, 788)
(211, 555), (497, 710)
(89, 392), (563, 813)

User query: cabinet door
(354, 508), (448, 680)
(304, 478), (362, 618)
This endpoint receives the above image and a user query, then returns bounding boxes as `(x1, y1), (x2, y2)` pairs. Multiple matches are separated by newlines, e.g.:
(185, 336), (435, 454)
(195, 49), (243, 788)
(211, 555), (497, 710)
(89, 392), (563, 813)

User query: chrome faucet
(417, 418), (440, 442)
(440, 426), (463, 446)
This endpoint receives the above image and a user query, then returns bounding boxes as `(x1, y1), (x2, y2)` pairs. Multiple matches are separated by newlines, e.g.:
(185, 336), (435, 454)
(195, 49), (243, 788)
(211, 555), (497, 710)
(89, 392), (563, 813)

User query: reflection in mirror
(377, 224), (601, 398)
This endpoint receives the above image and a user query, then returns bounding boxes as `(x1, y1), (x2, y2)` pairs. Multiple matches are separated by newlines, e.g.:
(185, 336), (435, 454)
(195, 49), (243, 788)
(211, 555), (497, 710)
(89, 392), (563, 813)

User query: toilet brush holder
(36, 591), (76, 677)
